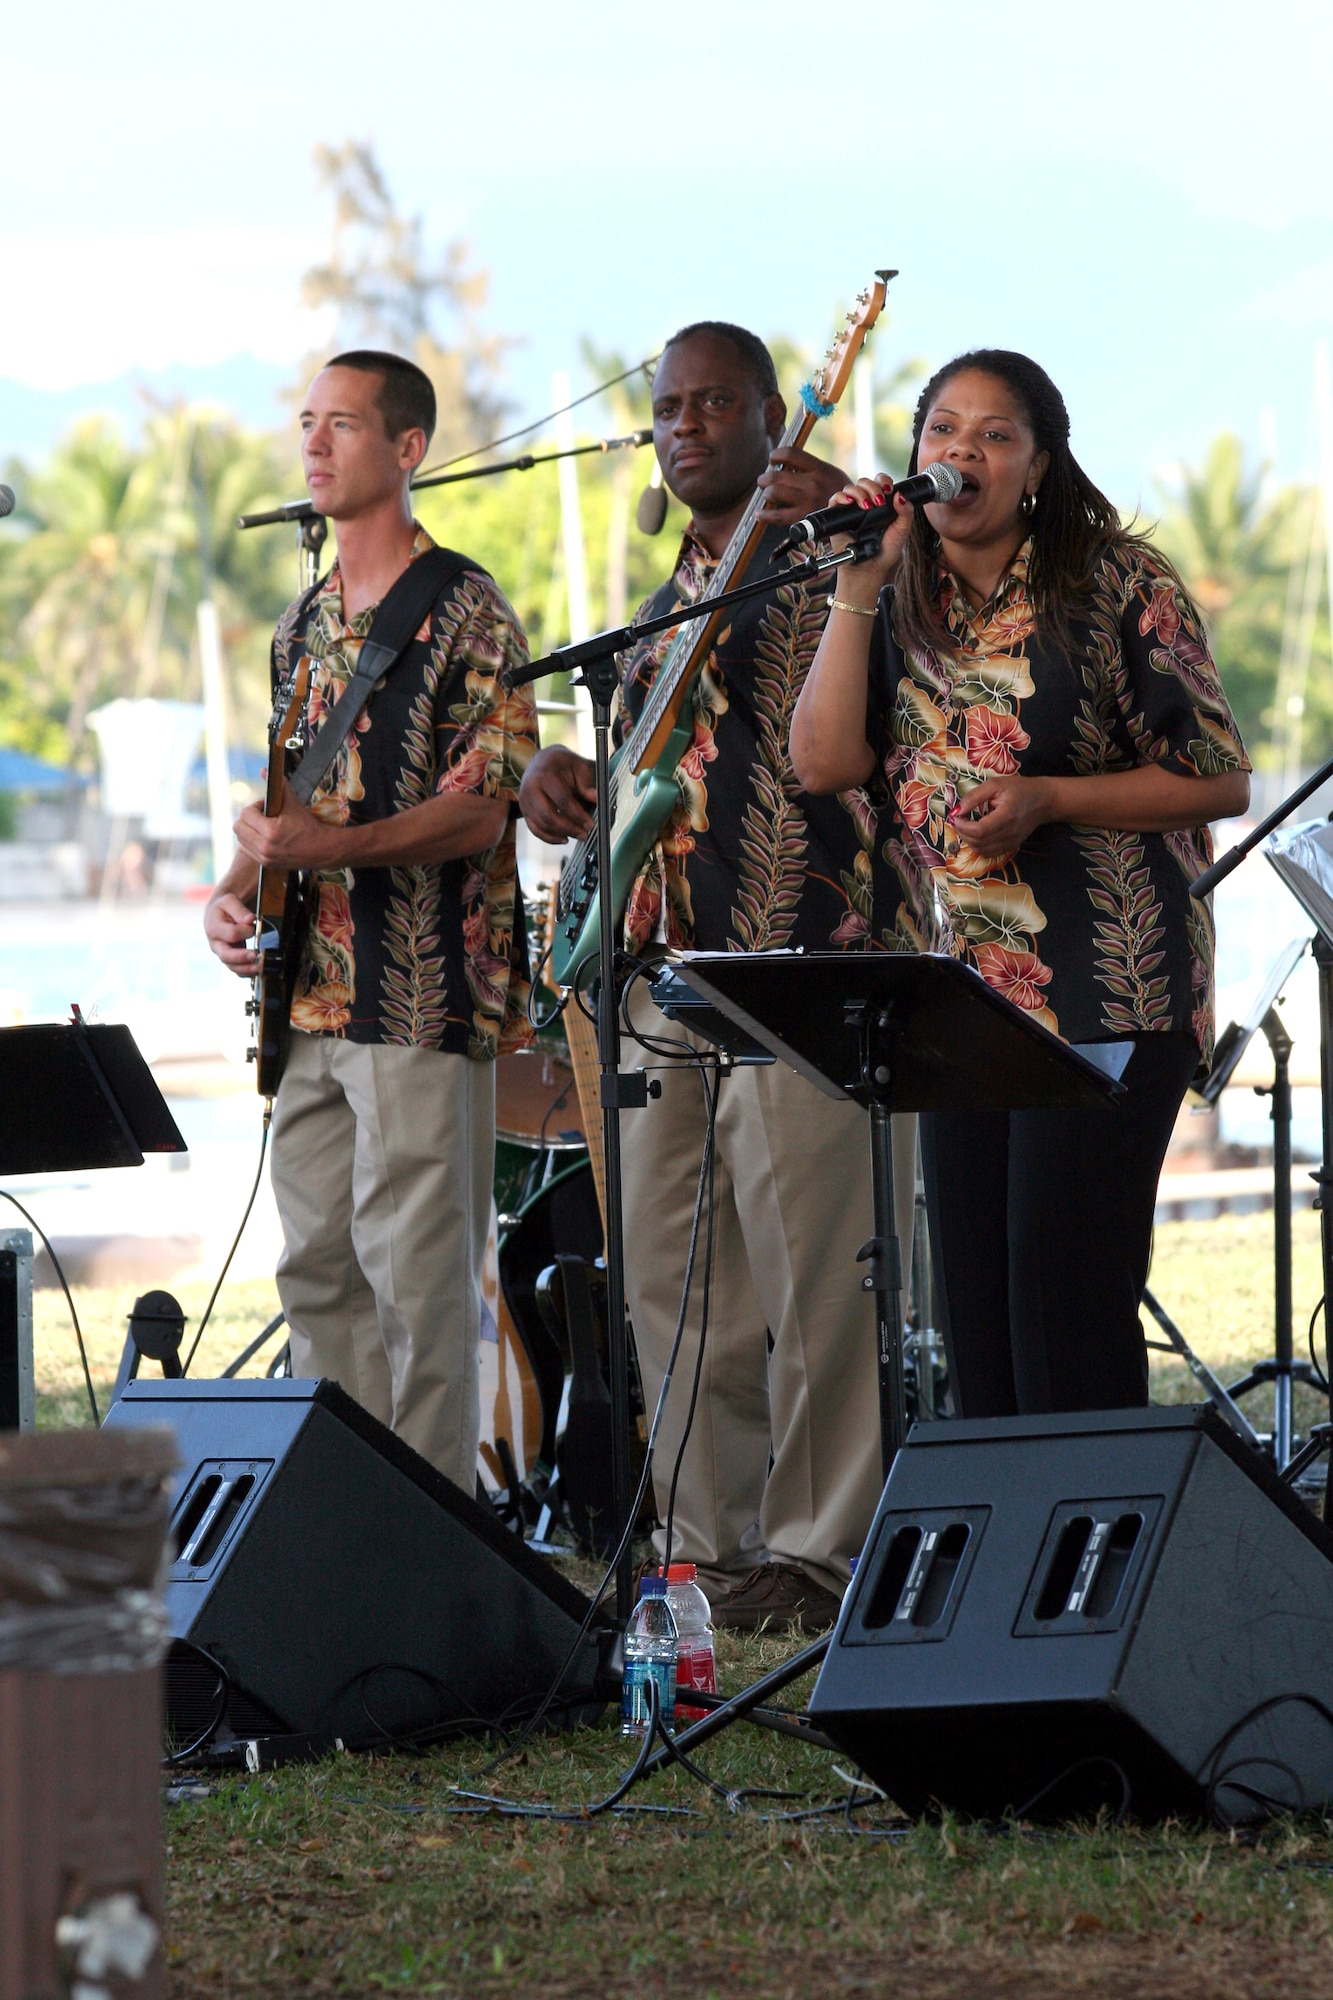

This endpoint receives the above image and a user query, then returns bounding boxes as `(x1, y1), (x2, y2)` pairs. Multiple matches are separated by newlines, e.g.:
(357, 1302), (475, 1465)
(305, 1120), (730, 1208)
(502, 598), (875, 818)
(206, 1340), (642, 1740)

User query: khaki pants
(269, 1031), (494, 1492)
(620, 983), (917, 1599)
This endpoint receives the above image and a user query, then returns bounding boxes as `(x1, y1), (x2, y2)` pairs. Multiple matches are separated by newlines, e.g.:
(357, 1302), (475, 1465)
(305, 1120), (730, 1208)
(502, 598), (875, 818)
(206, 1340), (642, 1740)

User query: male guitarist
(520, 323), (915, 1630)
(205, 350), (537, 1491)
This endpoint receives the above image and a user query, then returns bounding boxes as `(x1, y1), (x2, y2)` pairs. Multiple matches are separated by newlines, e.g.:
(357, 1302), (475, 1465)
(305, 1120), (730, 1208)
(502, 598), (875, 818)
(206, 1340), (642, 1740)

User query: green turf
(27, 1212), (1333, 1996)
(161, 1632), (1333, 1998)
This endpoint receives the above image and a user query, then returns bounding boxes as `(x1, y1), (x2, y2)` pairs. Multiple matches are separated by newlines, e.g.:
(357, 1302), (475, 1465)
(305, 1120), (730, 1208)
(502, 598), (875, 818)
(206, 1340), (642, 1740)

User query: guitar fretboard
(557, 398), (817, 912)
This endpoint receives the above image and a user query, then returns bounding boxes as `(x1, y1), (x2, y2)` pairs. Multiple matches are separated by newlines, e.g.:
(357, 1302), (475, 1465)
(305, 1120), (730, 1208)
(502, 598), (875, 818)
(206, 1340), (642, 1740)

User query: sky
(3, 0), (1333, 508)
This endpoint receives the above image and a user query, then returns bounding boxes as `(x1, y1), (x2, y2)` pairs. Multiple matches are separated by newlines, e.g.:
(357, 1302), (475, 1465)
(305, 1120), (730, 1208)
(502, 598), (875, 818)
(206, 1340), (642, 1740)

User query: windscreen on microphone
(775, 460), (965, 556)
(636, 464), (668, 535)
(0, 486), (15, 519)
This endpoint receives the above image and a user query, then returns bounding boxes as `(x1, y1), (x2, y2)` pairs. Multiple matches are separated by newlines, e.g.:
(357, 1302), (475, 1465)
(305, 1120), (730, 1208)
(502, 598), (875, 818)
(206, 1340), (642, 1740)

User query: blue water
(0, 867), (1319, 1159)
(0, 917), (228, 1023)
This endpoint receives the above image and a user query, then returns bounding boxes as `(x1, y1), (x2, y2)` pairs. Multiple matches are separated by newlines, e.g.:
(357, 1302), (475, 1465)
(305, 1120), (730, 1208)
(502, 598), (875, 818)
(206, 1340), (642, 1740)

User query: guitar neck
(553, 271), (893, 954)
(627, 401), (820, 773)
(562, 1004), (608, 1237)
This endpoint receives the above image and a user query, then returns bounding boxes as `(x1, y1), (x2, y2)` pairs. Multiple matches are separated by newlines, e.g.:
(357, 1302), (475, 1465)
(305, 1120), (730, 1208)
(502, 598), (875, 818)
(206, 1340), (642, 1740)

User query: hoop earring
(1021, 491), (1037, 520)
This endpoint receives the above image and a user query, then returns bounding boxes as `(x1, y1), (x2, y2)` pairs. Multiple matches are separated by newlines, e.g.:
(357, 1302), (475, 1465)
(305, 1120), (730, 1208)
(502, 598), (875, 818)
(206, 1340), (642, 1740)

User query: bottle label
(673, 1642), (716, 1722)
(675, 1644), (717, 1695)
(621, 1658), (675, 1731)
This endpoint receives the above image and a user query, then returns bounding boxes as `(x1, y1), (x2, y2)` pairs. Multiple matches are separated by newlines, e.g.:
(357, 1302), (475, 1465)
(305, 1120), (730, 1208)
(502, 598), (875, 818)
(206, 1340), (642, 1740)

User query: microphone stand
(1192, 760), (1333, 1517)
(509, 535), (879, 1624)
(236, 430), (653, 531)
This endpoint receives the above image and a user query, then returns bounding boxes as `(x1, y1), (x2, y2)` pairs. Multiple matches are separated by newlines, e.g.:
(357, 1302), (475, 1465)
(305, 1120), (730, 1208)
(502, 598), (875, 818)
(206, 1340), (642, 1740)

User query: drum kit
(478, 962), (646, 1551)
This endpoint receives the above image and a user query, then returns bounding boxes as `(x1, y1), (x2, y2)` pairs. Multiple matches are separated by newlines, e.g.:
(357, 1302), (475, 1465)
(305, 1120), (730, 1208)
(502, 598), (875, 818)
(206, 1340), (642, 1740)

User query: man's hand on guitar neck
(519, 746), (597, 844)
(754, 443), (849, 526)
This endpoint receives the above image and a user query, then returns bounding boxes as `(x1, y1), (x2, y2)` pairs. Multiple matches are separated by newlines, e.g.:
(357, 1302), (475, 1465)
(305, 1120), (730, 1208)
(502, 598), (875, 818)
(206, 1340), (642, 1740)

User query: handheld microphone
(774, 461), (965, 556)
(0, 486), (15, 519)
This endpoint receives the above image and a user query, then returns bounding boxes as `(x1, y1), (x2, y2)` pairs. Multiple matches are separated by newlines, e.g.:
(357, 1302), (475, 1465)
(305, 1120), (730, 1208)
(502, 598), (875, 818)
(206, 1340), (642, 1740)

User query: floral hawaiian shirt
(618, 524), (901, 955)
(866, 538), (1250, 1063)
(271, 527), (538, 1060)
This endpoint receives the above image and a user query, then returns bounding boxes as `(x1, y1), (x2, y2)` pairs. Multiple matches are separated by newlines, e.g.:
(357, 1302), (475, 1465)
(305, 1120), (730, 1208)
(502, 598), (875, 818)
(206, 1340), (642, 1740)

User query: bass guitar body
(249, 657), (312, 1100)
(549, 712), (692, 990)
(251, 868), (309, 1099)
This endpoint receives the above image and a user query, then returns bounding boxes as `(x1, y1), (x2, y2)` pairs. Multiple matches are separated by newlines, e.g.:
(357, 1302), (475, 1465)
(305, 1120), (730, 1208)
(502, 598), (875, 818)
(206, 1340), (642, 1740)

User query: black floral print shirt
(867, 538), (1250, 1060)
(272, 527), (539, 1060)
(618, 524), (900, 956)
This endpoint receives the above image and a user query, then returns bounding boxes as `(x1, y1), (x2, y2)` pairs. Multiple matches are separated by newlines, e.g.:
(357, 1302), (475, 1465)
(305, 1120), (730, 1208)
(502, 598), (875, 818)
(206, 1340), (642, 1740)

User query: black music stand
(0, 1016), (186, 1175)
(668, 952), (1119, 1476)
(637, 950), (1119, 1780)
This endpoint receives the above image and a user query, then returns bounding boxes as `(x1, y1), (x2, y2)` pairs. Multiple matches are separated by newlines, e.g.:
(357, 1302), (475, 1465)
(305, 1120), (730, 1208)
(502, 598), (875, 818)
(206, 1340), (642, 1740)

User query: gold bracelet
(827, 595), (878, 617)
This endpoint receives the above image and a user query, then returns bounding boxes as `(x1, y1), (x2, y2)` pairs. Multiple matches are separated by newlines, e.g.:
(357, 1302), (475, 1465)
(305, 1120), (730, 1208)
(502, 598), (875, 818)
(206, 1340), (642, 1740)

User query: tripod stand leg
(866, 1100), (907, 1479)
(1315, 936), (1333, 1523)
(1141, 1286), (1260, 1447)
(1264, 1007), (1295, 1470)
(639, 1632), (831, 1776)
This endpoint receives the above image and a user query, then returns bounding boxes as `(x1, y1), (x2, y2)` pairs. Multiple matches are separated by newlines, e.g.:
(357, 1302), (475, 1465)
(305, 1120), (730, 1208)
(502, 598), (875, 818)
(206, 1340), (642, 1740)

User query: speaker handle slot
(174, 1474), (222, 1562)
(184, 1475), (256, 1568)
(1083, 1512), (1143, 1619)
(1035, 1514), (1093, 1622)
(911, 1521), (971, 1628)
(862, 1525), (922, 1630)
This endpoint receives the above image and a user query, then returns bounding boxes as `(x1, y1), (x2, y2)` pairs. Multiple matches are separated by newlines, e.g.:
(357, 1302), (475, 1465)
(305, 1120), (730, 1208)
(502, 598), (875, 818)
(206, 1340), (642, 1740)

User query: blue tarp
(0, 748), (82, 794)
(186, 747), (267, 788)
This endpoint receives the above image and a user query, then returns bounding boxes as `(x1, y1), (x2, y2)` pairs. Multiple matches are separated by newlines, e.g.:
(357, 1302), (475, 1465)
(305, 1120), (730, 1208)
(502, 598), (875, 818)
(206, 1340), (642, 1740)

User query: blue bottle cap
(639, 1574), (668, 1597)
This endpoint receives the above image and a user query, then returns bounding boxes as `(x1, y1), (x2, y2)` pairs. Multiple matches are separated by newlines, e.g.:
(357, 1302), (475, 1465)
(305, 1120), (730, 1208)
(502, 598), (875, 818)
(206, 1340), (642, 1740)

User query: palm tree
(0, 411), (301, 768)
(1153, 437), (1328, 767)
(299, 141), (509, 466)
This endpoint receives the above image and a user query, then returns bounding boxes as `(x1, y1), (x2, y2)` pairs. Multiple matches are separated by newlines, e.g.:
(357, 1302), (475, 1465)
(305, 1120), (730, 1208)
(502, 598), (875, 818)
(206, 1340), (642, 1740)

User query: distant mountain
(0, 355), (295, 461)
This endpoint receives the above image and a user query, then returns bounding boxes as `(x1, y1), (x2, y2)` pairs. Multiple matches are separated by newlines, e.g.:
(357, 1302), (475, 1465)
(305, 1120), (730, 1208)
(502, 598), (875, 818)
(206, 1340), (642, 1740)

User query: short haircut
(660, 321), (779, 401)
(324, 349), (437, 446)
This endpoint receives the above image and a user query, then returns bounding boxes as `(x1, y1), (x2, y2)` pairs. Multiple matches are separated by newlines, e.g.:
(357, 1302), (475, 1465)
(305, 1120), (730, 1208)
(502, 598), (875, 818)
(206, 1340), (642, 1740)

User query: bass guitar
(550, 267), (896, 988)
(247, 657), (312, 1098)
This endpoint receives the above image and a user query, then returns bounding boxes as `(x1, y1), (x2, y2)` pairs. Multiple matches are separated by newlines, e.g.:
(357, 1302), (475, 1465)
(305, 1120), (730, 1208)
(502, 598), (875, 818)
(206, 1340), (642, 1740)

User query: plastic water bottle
(621, 1575), (677, 1736)
(665, 1563), (716, 1723)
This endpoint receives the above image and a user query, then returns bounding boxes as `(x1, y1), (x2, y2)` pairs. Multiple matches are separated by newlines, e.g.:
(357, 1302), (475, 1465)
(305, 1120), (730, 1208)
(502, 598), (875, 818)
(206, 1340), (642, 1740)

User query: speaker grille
(164, 1641), (288, 1748)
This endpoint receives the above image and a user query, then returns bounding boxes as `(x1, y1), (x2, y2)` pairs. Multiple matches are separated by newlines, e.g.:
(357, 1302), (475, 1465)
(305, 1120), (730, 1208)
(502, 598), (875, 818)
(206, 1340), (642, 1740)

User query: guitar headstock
(807, 268), (897, 411)
(265, 657), (311, 813)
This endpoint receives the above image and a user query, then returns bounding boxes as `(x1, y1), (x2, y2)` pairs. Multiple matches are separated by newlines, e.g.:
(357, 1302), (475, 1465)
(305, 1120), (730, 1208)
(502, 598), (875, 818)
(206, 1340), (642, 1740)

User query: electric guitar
(247, 658), (312, 1098)
(550, 267), (896, 988)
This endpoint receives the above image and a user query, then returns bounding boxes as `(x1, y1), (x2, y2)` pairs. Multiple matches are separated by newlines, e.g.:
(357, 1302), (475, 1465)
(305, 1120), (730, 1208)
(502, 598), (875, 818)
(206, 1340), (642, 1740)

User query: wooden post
(0, 1230), (33, 1431)
(0, 1427), (177, 2000)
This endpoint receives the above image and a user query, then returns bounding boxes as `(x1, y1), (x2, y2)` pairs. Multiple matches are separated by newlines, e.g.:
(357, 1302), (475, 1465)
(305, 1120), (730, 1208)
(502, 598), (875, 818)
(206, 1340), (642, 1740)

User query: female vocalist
(790, 350), (1251, 1418)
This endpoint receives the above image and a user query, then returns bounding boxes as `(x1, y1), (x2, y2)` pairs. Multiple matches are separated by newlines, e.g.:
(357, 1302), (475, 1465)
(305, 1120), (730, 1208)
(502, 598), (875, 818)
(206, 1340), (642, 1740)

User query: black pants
(920, 1033), (1200, 1418)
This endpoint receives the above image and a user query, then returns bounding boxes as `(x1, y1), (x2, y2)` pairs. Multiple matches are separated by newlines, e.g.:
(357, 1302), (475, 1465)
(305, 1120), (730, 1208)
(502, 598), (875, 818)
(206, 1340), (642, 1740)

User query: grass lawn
(29, 1210), (1333, 1996)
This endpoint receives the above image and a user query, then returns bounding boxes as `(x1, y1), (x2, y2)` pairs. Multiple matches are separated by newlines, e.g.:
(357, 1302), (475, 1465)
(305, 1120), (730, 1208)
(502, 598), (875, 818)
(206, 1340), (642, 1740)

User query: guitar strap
(286, 546), (485, 806)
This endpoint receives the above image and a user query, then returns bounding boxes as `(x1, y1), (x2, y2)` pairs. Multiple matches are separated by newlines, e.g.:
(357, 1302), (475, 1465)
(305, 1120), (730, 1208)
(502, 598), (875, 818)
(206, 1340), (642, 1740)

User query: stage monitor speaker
(809, 1405), (1333, 1824)
(105, 1377), (606, 1763)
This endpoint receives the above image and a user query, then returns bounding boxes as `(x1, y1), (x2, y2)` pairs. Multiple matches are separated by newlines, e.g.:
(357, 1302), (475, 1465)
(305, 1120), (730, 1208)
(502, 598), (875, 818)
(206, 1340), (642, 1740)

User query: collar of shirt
(937, 535), (1034, 650)
(310, 522), (435, 649)
(666, 525), (719, 605)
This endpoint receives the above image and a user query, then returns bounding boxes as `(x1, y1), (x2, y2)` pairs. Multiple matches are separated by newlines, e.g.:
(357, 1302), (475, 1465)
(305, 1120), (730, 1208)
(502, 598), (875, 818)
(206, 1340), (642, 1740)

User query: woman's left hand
(948, 775), (1053, 857)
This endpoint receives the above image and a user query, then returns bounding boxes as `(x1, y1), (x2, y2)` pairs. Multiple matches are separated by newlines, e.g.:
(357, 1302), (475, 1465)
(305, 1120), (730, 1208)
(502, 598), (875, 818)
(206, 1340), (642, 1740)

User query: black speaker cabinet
(809, 1405), (1333, 1824)
(105, 1378), (605, 1763)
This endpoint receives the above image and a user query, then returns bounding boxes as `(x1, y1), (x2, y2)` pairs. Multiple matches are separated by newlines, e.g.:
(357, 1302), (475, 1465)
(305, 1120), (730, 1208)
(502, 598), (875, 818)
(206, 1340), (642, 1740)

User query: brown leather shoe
(711, 1561), (842, 1635)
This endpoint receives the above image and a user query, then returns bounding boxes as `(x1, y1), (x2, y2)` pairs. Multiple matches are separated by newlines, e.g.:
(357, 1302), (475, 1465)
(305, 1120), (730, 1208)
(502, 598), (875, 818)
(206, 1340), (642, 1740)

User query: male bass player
(520, 322), (915, 1630)
(205, 350), (537, 1490)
